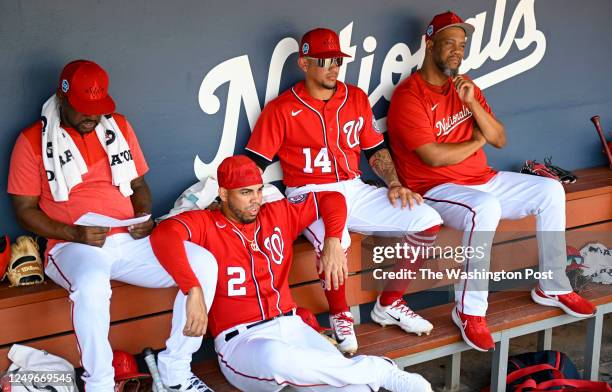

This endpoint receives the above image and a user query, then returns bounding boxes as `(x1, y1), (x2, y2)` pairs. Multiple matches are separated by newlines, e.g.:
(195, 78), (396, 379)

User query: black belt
(224, 310), (295, 342)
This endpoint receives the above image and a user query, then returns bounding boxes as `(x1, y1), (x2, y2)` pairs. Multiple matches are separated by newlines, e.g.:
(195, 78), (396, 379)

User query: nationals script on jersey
(246, 81), (383, 187)
(162, 192), (342, 337)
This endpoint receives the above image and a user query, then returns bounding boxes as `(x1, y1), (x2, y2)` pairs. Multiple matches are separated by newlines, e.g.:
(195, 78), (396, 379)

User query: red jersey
(151, 192), (345, 337)
(246, 81), (384, 187)
(7, 114), (149, 261)
(387, 72), (496, 194)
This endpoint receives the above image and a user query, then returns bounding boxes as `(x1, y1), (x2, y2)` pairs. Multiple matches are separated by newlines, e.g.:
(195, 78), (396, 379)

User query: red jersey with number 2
(165, 193), (322, 337)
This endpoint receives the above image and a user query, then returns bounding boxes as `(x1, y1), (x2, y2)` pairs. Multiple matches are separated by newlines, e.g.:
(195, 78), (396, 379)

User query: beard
(227, 200), (259, 224)
(320, 79), (337, 90)
(434, 56), (459, 78)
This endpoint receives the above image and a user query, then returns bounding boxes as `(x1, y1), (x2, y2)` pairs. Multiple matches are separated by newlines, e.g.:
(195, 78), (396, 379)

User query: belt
(224, 310), (295, 342)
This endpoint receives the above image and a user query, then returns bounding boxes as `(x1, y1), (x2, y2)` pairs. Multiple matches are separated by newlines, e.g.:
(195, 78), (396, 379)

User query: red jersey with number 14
(246, 81), (384, 187)
(387, 72), (496, 194)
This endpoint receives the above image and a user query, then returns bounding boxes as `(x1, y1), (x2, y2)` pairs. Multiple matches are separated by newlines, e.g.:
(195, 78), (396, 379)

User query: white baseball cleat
(370, 296), (433, 336)
(166, 375), (214, 392)
(329, 311), (359, 355)
(382, 366), (433, 392)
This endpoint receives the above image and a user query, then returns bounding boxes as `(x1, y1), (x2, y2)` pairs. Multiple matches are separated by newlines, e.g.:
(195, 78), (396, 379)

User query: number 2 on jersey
(227, 266), (246, 296)
(303, 147), (332, 173)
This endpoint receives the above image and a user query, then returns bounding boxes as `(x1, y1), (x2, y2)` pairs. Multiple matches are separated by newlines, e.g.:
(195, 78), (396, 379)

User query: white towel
(41, 95), (138, 201)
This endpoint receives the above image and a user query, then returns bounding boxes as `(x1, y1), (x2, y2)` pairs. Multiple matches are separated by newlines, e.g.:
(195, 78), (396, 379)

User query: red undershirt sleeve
(288, 191), (347, 239)
(315, 191), (347, 239)
(150, 212), (205, 295)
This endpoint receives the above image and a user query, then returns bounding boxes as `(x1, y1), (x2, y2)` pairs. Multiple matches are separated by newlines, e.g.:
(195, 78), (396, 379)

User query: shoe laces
(390, 299), (418, 318)
(331, 312), (354, 336)
(186, 375), (213, 392)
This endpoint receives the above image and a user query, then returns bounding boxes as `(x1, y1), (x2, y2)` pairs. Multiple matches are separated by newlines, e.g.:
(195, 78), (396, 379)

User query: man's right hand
(184, 286), (208, 337)
(71, 225), (110, 247)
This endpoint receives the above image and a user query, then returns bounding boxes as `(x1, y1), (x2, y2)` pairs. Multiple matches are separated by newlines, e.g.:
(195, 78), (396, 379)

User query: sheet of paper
(74, 212), (151, 227)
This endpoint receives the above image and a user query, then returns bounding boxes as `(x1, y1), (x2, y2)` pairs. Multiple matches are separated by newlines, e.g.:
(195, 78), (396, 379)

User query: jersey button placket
(322, 109), (340, 181)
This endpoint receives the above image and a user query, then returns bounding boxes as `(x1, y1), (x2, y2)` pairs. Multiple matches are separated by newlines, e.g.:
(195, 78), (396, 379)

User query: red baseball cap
(425, 11), (475, 41)
(217, 155), (262, 189)
(112, 350), (150, 381)
(57, 60), (116, 115)
(299, 28), (351, 59)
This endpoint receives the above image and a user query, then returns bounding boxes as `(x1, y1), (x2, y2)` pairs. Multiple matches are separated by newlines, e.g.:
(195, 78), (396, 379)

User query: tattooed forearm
(368, 148), (401, 187)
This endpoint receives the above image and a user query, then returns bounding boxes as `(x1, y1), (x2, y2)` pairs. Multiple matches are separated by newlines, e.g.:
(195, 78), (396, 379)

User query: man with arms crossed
(151, 155), (433, 392)
(245, 28), (443, 354)
(8, 60), (217, 391)
(386, 12), (595, 352)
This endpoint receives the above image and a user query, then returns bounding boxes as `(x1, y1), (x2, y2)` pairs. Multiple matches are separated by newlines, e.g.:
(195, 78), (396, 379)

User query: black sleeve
(363, 140), (388, 161)
(245, 149), (272, 171)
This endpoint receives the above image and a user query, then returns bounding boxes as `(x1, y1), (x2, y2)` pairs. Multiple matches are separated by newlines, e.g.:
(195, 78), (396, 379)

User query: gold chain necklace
(225, 217), (259, 252)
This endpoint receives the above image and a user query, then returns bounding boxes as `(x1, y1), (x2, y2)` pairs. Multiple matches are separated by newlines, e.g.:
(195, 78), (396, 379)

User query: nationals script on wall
(195, 0), (546, 182)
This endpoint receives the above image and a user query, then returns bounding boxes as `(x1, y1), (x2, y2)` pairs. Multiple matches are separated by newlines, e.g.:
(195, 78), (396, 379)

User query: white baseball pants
(215, 315), (396, 391)
(423, 171), (573, 316)
(45, 233), (218, 392)
(286, 178), (443, 253)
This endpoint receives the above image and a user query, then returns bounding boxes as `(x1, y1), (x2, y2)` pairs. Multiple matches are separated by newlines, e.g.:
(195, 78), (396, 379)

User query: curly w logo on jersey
(342, 117), (364, 148)
(263, 227), (285, 265)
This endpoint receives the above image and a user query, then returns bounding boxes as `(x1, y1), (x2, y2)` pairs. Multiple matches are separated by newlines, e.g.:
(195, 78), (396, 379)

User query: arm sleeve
(284, 191), (347, 239)
(387, 90), (436, 151)
(245, 104), (285, 162)
(363, 140), (387, 160)
(357, 89), (385, 151)
(7, 133), (42, 196)
(244, 149), (272, 171)
(150, 211), (206, 294)
(120, 117), (149, 176)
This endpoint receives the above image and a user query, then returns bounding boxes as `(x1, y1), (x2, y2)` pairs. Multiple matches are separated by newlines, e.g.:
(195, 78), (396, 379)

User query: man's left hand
(128, 213), (154, 239)
(388, 184), (423, 209)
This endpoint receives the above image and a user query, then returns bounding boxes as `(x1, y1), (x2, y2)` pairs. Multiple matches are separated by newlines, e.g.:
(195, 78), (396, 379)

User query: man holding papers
(7, 60), (217, 392)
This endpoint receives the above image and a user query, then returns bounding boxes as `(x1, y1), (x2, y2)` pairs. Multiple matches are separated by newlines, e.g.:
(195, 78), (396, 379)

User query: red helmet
(112, 350), (150, 381)
(296, 307), (328, 333)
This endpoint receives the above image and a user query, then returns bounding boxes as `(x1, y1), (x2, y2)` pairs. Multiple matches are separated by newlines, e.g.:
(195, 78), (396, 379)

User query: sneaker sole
(530, 288), (595, 318)
(330, 324), (358, 355)
(336, 340), (358, 355)
(451, 307), (494, 352)
(370, 308), (433, 336)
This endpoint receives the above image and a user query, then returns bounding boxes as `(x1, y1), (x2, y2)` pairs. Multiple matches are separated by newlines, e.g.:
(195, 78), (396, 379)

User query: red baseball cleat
(452, 306), (495, 352)
(531, 286), (596, 318)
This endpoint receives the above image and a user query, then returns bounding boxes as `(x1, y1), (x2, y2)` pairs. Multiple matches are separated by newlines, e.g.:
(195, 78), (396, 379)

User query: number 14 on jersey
(303, 148), (332, 173)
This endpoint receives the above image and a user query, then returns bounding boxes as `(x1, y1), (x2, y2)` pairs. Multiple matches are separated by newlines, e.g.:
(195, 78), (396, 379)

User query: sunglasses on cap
(305, 57), (344, 68)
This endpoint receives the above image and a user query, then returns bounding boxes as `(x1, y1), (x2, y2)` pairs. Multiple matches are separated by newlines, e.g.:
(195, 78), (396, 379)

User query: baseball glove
(520, 160), (561, 181)
(544, 156), (577, 184)
(7, 236), (44, 287)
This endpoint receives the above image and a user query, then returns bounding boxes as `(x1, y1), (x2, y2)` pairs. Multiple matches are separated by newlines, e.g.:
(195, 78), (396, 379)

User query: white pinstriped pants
(423, 171), (572, 316)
